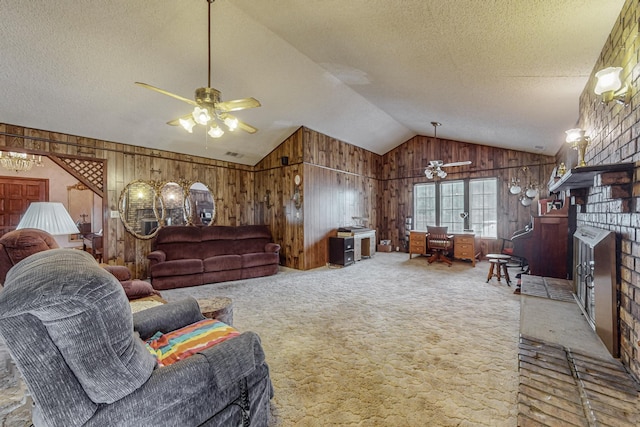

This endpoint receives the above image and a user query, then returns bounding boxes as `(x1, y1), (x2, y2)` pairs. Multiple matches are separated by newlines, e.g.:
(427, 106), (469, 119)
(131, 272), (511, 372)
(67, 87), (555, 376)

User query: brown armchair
(0, 228), (59, 285)
(426, 226), (454, 266)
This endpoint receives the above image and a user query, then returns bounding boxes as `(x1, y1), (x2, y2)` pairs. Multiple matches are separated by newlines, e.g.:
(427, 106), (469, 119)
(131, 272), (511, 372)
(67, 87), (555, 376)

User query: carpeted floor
(162, 252), (521, 426)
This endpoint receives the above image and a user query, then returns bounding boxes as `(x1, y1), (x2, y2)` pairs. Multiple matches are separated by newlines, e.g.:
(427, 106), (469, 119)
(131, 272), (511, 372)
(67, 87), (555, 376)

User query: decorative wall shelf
(548, 162), (634, 193)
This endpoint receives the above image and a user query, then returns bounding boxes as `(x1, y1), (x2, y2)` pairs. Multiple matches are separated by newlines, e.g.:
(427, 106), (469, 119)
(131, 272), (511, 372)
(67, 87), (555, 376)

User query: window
(440, 181), (465, 233)
(413, 178), (498, 238)
(413, 182), (436, 228)
(469, 178), (498, 238)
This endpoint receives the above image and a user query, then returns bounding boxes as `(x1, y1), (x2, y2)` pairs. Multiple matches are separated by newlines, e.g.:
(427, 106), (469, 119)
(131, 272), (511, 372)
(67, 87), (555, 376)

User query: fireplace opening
(573, 226), (619, 357)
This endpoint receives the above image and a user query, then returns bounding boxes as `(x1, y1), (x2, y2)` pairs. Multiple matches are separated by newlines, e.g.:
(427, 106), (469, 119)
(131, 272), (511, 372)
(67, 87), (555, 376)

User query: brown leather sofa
(147, 225), (280, 290)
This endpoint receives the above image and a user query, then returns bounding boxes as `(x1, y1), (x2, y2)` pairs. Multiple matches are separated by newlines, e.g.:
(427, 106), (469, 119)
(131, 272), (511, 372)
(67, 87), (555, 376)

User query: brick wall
(558, 0), (640, 378)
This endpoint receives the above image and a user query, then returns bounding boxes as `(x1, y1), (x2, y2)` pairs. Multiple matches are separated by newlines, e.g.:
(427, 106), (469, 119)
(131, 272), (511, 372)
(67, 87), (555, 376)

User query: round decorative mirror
(118, 180), (162, 239)
(187, 182), (216, 225)
(160, 181), (187, 226)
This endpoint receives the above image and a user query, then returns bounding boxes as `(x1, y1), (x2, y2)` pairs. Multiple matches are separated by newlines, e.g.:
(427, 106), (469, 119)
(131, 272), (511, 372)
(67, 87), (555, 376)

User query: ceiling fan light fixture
(223, 116), (238, 131)
(208, 125), (224, 138)
(437, 169), (447, 179)
(424, 169), (434, 179)
(192, 107), (211, 125)
(179, 117), (196, 133)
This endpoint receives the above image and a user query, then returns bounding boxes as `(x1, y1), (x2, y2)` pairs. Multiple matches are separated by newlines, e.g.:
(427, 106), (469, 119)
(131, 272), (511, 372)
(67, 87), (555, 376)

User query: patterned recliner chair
(0, 249), (273, 426)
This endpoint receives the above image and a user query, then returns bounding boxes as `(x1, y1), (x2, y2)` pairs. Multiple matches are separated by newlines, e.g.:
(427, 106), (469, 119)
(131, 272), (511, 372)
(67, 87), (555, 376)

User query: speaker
(281, 156), (289, 166)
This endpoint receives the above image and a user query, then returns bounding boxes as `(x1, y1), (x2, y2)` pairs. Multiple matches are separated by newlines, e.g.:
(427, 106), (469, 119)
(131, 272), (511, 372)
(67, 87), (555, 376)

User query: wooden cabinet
(329, 237), (355, 266)
(453, 233), (476, 266)
(409, 231), (428, 258)
(511, 214), (569, 279)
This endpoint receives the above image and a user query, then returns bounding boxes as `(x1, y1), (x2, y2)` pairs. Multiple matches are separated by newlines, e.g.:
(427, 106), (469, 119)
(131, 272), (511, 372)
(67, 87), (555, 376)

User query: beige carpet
(163, 252), (521, 426)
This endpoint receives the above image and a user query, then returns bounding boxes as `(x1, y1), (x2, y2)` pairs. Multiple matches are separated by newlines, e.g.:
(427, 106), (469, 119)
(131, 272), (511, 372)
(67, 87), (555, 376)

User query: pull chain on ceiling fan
(135, 0), (260, 139)
(424, 122), (472, 179)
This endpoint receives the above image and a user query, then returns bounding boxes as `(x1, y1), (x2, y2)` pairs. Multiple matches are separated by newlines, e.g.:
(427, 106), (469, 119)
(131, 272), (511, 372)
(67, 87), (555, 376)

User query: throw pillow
(145, 319), (239, 367)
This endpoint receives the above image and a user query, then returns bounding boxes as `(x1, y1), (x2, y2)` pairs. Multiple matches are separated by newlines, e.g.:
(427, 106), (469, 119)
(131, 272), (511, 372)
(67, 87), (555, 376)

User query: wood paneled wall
(1, 122), (557, 275)
(379, 136), (557, 256)
(254, 129), (305, 269)
(0, 123), (254, 278)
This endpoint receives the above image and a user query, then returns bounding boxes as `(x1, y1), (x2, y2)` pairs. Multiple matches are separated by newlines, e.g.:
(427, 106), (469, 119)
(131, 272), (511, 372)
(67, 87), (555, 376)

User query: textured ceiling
(0, 1), (624, 165)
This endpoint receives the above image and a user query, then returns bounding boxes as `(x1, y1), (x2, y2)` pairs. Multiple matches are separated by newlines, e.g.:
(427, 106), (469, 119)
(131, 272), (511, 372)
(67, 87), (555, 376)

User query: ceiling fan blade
(216, 97), (261, 112)
(135, 82), (199, 107)
(236, 119), (258, 134)
(166, 114), (192, 126)
(442, 161), (472, 167)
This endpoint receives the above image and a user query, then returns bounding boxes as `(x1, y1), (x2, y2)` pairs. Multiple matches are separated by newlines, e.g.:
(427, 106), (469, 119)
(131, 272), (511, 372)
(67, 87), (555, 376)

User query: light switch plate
(110, 210), (119, 218)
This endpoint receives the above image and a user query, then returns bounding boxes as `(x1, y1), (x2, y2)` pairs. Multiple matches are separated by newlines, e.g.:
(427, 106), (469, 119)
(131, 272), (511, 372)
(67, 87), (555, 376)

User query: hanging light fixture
(509, 167), (539, 206)
(135, 0), (261, 140)
(0, 151), (44, 173)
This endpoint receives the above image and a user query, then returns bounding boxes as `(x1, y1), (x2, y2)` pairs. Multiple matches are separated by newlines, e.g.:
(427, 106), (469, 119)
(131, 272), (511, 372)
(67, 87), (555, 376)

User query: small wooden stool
(486, 254), (512, 285)
(198, 297), (234, 325)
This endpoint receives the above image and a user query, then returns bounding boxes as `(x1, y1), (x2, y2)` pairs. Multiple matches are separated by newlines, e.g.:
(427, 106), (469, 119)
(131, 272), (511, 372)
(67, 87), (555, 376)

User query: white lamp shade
(208, 126), (224, 138)
(192, 107), (211, 125)
(179, 117), (196, 133)
(594, 67), (623, 95)
(565, 128), (585, 143)
(223, 116), (238, 131)
(16, 202), (80, 235)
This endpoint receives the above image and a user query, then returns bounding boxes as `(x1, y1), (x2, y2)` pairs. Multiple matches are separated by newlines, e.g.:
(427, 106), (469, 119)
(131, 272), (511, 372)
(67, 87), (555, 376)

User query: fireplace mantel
(549, 162), (634, 193)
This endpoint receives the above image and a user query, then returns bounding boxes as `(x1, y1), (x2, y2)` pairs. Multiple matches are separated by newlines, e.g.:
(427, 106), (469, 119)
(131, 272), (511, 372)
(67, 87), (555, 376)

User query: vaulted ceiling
(0, 1), (624, 165)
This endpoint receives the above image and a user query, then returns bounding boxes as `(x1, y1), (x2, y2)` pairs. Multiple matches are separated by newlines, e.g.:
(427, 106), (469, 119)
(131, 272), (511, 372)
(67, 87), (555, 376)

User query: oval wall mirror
(160, 181), (187, 226)
(119, 180), (162, 239)
(188, 182), (216, 225)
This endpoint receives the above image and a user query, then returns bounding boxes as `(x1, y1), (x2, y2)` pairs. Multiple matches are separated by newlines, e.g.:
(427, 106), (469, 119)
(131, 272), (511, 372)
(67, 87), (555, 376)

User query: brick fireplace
(555, 0), (640, 379)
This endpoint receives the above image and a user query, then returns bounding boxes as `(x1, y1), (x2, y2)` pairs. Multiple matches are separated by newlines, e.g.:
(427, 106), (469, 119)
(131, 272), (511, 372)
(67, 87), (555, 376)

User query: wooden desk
(453, 233), (477, 267)
(410, 230), (478, 266)
(409, 231), (427, 258)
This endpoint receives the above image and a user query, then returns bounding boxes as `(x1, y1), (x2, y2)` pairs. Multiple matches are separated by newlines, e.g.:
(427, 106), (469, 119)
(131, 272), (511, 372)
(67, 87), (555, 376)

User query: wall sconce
(264, 190), (274, 209)
(509, 167), (539, 206)
(594, 66), (629, 105)
(565, 128), (590, 167)
(292, 174), (302, 210)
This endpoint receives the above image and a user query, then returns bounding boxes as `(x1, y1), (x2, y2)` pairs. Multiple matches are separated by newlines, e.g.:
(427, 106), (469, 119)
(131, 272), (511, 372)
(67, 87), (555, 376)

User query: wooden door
(0, 177), (49, 237)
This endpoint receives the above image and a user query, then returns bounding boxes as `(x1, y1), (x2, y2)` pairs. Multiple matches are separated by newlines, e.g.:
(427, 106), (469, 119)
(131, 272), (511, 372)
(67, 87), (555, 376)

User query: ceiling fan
(424, 160), (472, 179)
(423, 122), (471, 179)
(135, 0), (260, 138)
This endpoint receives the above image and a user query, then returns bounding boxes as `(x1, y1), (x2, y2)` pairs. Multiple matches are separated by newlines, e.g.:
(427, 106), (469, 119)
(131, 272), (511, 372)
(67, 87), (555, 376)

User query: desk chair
(427, 226), (454, 266)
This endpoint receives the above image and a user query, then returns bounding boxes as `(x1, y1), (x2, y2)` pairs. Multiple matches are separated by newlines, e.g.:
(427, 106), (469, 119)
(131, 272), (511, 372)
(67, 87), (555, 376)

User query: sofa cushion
(154, 226), (203, 260)
(233, 238), (271, 255)
(200, 239), (234, 258)
(242, 252), (279, 268)
(201, 226), (239, 242)
(150, 259), (203, 278)
(145, 318), (239, 367)
(204, 254), (242, 272)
